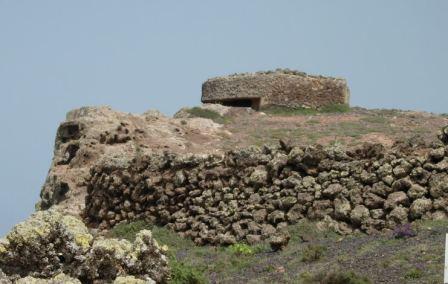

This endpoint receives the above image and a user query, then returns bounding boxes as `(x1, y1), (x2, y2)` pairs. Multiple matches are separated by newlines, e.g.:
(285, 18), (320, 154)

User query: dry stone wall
(84, 127), (448, 246)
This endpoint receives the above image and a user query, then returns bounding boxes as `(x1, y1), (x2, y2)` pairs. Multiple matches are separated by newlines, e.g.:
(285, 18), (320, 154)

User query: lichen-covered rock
(429, 173), (448, 198)
(384, 192), (409, 210)
(269, 233), (290, 251)
(438, 125), (448, 145)
(114, 275), (155, 284)
(0, 209), (92, 277)
(15, 274), (81, 284)
(0, 269), (11, 284)
(410, 198), (432, 219)
(84, 230), (168, 283)
(387, 206), (409, 225)
(350, 205), (370, 226)
(0, 211), (169, 283)
(407, 184), (427, 200)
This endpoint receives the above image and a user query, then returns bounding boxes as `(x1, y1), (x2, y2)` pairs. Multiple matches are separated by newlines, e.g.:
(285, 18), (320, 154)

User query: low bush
(227, 243), (254, 256)
(301, 244), (327, 262)
(169, 260), (207, 284)
(405, 268), (423, 279)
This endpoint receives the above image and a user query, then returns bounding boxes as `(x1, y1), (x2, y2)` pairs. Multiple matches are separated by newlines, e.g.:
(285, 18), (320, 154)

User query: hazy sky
(1, 1), (447, 236)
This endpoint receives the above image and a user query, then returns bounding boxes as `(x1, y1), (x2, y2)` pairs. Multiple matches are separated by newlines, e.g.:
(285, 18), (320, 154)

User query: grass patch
(300, 270), (372, 284)
(106, 220), (152, 241)
(405, 268), (424, 280)
(360, 115), (388, 124)
(261, 104), (350, 116)
(306, 119), (321, 125)
(170, 260), (208, 284)
(186, 107), (229, 124)
(320, 103), (351, 113)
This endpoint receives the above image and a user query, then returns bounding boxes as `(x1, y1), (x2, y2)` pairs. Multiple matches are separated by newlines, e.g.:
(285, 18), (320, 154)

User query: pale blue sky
(1, 1), (447, 236)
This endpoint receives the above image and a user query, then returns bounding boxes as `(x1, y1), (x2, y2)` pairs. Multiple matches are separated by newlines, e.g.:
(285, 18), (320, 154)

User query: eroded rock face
(37, 106), (230, 217)
(83, 126), (448, 245)
(0, 210), (169, 283)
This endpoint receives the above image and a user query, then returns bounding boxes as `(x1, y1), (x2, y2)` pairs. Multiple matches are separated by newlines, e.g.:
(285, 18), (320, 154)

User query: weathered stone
(269, 233), (290, 251)
(261, 224), (276, 238)
(410, 198), (432, 219)
(0, 211), (169, 283)
(249, 167), (268, 186)
(350, 205), (370, 226)
(286, 204), (306, 223)
(407, 184), (427, 200)
(387, 206), (409, 224)
(393, 160), (413, 178)
(364, 193), (385, 209)
(268, 211), (285, 224)
(114, 276), (155, 284)
(384, 191), (409, 210)
(253, 209), (267, 223)
(246, 234), (262, 245)
(15, 274), (82, 284)
(370, 209), (385, 219)
(334, 197), (351, 220)
(429, 173), (448, 198)
(217, 233), (236, 245)
(322, 183), (343, 198)
(438, 126), (448, 144)
(429, 147), (446, 162)
(280, 196), (297, 209)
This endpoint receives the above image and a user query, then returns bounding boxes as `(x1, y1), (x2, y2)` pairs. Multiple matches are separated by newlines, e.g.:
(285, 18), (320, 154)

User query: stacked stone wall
(84, 128), (448, 245)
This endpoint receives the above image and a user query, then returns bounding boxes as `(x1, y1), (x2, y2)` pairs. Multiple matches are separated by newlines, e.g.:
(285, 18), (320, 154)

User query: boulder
(350, 205), (370, 226)
(334, 197), (351, 220)
(0, 210), (169, 283)
(438, 125), (448, 144)
(407, 184), (427, 200)
(429, 173), (448, 198)
(384, 191), (409, 210)
(387, 206), (409, 224)
(410, 198), (432, 219)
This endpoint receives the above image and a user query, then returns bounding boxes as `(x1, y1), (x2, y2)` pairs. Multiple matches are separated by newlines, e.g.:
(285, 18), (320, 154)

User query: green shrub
(107, 220), (152, 241)
(300, 270), (371, 284)
(186, 107), (228, 124)
(320, 103), (351, 113)
(301, 244), (327, 262)
(227, 243), (254, 256)
(169, 260), (207, 284)
(405, 268), (423, 279)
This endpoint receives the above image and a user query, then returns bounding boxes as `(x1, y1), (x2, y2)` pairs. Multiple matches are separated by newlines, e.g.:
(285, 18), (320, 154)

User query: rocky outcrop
(84, 129), (448, 245)
(0, 210), (169, 283)
(202, 69), (350, 110)
(38, 106), (229, 218)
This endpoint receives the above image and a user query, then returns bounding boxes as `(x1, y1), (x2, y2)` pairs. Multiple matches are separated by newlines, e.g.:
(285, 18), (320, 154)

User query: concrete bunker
(214, 97), (261, 110)
(201, 69), (350, 110)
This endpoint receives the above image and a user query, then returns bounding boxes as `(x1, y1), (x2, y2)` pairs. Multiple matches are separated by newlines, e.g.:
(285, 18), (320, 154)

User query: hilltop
(1, 102), (448, 284)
